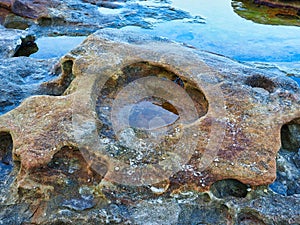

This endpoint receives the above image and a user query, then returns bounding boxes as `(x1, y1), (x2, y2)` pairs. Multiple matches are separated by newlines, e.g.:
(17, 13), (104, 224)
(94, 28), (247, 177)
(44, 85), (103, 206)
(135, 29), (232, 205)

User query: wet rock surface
(0, 56), (59, 115)
(0, 28), (299, 224)
(0, 0), (200, 36)
(233, 0), (300, 26)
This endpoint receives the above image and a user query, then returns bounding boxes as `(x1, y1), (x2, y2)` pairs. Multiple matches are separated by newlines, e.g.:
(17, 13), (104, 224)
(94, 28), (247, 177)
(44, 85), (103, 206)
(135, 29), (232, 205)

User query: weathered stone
(0, 0), (197, 36)
(1, 28), (300, 186)
(0, 57), (59, 115)
(3, 14), (32, 29)
(0, 8), (10, 24)
(233, 0), (300, 26)
(11, 0), (50, 19)
(253, 0), (300, 11)
(0, 0), (11, 10)
(0, 27), (26, 58)
(0, 29), (300, 224)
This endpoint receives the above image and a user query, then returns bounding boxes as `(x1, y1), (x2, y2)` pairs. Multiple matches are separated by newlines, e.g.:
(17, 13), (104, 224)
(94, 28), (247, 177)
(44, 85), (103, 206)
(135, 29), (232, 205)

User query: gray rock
(0, 27), (25, 58)
(0, 57), (59, 115)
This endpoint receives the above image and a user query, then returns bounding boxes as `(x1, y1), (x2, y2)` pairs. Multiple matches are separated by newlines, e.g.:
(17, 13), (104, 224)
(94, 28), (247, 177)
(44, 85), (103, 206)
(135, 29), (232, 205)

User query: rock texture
(0, 27), (60, 115)
(233, 0), (300, 26)
(0, 29), (299, 224)
(0, 0), (202, 35)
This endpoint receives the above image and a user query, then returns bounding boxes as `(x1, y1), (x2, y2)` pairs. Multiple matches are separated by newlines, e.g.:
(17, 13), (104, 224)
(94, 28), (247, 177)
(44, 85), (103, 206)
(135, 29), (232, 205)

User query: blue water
(30, 36), (86, 59)
(31, 0), (300, 72)
(291, 76), (300, 85)
(122, 0), (300, 65)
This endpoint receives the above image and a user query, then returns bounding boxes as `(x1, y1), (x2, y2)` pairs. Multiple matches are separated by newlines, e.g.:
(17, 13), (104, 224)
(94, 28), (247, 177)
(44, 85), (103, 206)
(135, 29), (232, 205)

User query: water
(129, 100), (179, 130)
(30, 36), (86, 59)
(122, 0), (300, 65)
(291, 76), (300, 85)
(30, 0), (300, 71)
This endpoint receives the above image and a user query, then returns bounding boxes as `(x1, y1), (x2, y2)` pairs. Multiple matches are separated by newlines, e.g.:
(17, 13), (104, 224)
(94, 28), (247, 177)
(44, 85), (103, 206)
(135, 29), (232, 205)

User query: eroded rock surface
(0, 29), (299, 224)
(0, 56), (59, 115)
(0, 0), (202, 36)
(233, 0), (300, 26)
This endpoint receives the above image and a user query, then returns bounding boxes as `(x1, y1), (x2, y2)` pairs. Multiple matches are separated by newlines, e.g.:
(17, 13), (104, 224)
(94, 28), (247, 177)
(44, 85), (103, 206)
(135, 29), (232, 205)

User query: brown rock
(0, 29), (299, 196)
(0, 0), (12, 9)
(11, 0), (50, 19)
(253, 0), (300, 11)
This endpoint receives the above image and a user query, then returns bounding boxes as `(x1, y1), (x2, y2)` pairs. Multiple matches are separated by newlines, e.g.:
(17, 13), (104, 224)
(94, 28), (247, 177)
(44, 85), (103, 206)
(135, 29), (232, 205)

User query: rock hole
(270, 118), (300, 196)
(0, 132), (13, 166)
(210, 179), (248, 198)
(97, 61), (208, 138)
(237, 212), (267, 225)
(95, 61), (208, 169)
(245, 74), (276, 93)
(13, 35), (38, 57)
(41, 60), (75, 95)
(281, 118), (300, 152)
(22, 146), (104, 202)
(0, 131), (18, 201)
(3, 14), (30, 30)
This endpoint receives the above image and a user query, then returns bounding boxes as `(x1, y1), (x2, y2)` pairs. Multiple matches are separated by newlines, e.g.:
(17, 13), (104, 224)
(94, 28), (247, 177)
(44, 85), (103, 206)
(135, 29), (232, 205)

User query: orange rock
(0, 29), (299, 193)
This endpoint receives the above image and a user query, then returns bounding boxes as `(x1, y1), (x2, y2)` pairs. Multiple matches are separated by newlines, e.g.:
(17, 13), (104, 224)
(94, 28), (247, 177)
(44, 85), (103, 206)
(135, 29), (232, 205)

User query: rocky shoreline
(0, 1), (299, 224)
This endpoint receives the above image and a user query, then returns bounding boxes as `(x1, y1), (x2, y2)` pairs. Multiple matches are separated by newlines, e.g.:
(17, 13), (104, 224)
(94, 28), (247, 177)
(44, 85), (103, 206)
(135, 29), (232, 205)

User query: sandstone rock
(253, 0), (300, 11)
(0, 29), (299, 224)
(233, 0), (300, 26)
(11, 0), (50, 19)
(0, 0), (11, 10)
(1, 27), (300, 186)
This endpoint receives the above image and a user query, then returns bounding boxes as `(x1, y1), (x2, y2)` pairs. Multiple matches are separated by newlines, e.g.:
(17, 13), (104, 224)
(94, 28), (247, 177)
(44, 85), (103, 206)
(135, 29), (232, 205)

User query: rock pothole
(96, 61), (208, 136)
(237, 211), (267, 225)
(245, 74), (276, 93)
(0, 131), (13, 166)
(210, 179), (249, 198)
(18, 146), (103, 202)
(95, 61), (208, 171)
(41, 59), (75, 96)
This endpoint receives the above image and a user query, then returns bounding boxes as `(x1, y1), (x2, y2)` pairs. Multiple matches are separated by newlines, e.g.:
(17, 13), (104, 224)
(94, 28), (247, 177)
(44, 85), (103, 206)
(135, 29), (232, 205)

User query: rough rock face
(0, 0), (202, 35)
(0, 29), (299, 224)
(253, 0), (300, 10)
(233, 0), (300, 26)
(0, 27), (26, 58)
(0, 27), (60, 115)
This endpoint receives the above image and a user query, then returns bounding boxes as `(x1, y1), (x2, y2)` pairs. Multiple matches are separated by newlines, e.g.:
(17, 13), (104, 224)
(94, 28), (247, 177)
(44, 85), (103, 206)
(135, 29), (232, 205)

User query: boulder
(0, 29), (299, 224)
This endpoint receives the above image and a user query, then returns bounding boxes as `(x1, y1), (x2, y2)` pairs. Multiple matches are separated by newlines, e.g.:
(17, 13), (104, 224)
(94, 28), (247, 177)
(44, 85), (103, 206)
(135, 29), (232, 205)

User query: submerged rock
(0, 29), (299, 224)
